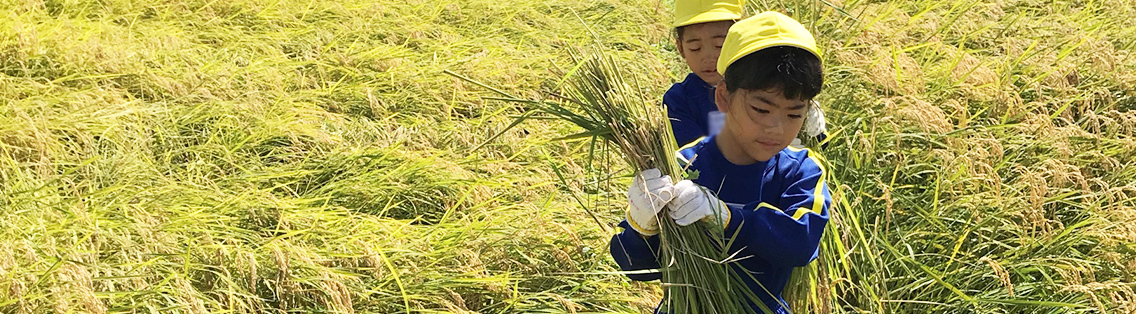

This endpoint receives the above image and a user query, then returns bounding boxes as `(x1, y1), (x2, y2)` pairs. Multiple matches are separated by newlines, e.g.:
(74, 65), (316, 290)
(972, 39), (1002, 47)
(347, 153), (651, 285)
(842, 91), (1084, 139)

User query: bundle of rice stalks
(449, 48), (775, 313)
(547, 50), (774, 313)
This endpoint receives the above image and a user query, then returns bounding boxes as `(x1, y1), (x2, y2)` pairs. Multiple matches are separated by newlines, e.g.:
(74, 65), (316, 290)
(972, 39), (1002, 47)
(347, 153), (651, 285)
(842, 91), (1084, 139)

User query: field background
(1, 0), (1135, 313)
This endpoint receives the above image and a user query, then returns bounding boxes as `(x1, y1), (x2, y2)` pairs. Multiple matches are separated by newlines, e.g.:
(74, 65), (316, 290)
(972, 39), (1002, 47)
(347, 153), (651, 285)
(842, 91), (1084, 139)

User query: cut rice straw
(451, 47), (778, 313)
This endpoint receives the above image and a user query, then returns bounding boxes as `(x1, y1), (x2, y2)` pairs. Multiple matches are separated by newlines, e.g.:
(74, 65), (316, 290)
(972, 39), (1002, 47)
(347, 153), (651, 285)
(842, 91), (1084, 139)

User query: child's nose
(762, 118), (785, 135)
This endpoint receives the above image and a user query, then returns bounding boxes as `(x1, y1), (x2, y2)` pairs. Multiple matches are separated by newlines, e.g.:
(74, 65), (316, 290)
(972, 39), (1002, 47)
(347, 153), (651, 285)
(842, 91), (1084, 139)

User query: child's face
(677, 21), (731, 85)
(714, 84), (808, 163)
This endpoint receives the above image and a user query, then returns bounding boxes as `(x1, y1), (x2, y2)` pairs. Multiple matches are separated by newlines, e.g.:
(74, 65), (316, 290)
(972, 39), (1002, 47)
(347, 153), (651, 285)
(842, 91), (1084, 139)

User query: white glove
(668, 180), (730, 228)
(802, 100), (827, 138)
(626, 168), (674, 236)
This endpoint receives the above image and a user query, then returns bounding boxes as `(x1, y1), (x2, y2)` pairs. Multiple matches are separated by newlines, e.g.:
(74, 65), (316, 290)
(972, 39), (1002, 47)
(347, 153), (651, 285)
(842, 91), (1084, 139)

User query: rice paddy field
(1, 0), (1134, 313)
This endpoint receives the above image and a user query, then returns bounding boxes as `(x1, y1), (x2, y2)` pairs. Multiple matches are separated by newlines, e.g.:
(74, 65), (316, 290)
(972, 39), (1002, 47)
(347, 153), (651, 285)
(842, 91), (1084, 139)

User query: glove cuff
(717, 200), (731, 227)
(700, 199), (731, 228)
(626, 208), (659, 236)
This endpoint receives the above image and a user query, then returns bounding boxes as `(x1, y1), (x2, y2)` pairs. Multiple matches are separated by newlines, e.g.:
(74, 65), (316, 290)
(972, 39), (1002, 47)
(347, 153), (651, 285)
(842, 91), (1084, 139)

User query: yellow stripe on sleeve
(678, 136), (706, 151)
(805, 149), (828, 216)
(792, 207), (817, 220)
(675, 136), (705, 167)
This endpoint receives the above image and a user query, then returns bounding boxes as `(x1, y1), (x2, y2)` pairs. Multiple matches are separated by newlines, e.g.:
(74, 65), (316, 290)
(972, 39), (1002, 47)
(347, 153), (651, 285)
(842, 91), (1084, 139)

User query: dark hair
(722, 46), (823, 100)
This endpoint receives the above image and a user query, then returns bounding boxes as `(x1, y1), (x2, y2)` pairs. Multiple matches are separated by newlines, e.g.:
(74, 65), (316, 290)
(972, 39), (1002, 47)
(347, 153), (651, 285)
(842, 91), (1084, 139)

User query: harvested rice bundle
(555, 50), (767, 313)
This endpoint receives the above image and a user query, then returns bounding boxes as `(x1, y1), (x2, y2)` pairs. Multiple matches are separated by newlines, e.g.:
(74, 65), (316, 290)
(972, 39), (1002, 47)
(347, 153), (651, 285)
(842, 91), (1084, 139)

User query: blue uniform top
(609, 136), (832, 314)
(664, 73), (721, 147)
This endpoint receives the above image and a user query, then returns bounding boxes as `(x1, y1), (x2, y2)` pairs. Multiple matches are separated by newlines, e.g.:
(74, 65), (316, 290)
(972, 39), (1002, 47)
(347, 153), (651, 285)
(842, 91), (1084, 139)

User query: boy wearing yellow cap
(612, 11), (831, 314)
(665, 0), (743, 147)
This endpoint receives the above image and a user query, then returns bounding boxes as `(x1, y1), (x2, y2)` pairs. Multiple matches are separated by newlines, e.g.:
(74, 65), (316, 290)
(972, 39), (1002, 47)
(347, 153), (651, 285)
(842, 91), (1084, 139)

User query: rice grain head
(982, 2), (1006, 20)
(852, 3), (912, 46)
(1089, 111), (1119, 137)
(552, 294), (580, 314)
(1001, 37), (1032, 60)
(951, 50), (998, 87)
(444, 288), (470, 312)
(320, 272), (354, 314)
(879, 181), (895, 225)
(884, 96), (952, 133)
(1039, 159), (1086, 194)
(941, 46), (1000, 102)
(940, 99), (969, 128)
(272, 244), (291, 299)
(993, 88), (1025, 118)
(11, 274), (30, 314)
(360, 244), (384, 280)
(0, 245), (13, 280)
(865, 47), (925, 95)
(1084, 38), (1118, 74)
(50, 264), (105, 314)
(961, 135), (1003, 194)
(1042, 66), (1079, 94)
(175, 277), (208, 314)
(1060, 284), (1107, 313)
(980, 256), (1014, 297)
(1015, 167), (1051, 234)
(551, 247), (579, 272)
(1113, 110), (1136, 136)
(246, 251), (258, 293)
(1017, 111), (1054, 135)
(855, 129), (874, 158)
(1105, 283), (1136, 313)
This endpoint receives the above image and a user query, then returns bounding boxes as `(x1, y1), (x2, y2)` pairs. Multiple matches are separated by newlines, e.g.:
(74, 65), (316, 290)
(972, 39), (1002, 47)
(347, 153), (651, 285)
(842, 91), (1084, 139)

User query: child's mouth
(756, 139), (781, 147)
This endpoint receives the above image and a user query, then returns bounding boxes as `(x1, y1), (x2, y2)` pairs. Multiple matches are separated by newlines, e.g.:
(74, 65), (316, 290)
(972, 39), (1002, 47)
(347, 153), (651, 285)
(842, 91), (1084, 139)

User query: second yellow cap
(673, 0), (744, 27)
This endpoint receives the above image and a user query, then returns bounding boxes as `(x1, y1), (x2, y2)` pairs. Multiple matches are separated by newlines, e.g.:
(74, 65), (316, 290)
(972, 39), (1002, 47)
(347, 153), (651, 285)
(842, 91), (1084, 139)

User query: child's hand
(669, 180), (730, 228)
(626, 168), (674, 236)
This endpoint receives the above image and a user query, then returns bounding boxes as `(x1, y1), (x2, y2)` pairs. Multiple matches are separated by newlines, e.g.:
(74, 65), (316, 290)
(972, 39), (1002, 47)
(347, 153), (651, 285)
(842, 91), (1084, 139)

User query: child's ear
(714, 81), (730, 113)
(675, 38), (686, 59)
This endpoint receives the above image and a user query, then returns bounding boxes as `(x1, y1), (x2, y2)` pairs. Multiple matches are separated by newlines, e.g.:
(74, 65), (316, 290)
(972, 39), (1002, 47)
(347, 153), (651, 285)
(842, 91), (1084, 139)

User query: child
(664, 1), (828, 149)
(612, 11), (831, 314)
(665, 0), (743, 147)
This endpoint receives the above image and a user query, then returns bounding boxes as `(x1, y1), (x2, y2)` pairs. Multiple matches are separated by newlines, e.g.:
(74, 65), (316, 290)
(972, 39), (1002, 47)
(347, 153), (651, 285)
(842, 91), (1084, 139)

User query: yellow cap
(716, 11), (820, 75)
(673, 0), (744, 27)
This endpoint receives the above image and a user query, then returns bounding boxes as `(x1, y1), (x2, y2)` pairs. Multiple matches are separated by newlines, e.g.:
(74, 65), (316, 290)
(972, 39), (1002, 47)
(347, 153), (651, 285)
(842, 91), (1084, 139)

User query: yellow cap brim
(717, 39), (821, 74)
(674, 10), (742, 27)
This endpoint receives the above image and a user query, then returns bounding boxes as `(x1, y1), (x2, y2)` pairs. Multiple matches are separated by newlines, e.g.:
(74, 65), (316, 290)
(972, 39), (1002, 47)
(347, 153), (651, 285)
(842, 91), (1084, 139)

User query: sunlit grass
(1, 0), (1134, 313)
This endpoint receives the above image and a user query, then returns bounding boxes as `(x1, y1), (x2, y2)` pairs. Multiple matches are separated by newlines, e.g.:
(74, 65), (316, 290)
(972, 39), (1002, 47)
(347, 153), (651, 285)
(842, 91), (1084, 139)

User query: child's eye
(789, 114), (803, 119)
(689, 48), (701, 52)
(751, 107), (769, 114)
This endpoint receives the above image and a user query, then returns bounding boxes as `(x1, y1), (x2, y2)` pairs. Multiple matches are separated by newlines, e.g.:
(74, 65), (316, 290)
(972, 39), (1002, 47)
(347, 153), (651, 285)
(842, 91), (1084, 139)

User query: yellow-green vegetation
(0, 0), (1133, 313)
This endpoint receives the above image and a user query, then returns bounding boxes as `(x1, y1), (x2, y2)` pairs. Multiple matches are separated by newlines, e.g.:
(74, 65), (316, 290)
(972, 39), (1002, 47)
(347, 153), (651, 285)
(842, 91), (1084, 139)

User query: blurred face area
(714, 83), (808, 164)
(677, 21), (731, 85)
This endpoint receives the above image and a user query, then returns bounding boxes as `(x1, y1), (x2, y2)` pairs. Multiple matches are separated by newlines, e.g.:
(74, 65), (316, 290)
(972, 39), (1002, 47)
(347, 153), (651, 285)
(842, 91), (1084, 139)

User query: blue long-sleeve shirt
(664, 73), (721, 147)
(609, 136), (832, 313)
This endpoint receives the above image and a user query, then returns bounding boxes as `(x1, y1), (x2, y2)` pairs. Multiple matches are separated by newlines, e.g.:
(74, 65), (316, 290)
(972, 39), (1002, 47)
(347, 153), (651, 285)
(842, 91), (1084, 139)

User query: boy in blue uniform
(612, 12), (831, 314)
(665, 1), (828, 149)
